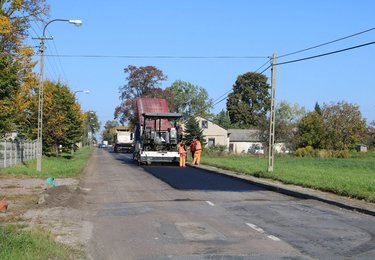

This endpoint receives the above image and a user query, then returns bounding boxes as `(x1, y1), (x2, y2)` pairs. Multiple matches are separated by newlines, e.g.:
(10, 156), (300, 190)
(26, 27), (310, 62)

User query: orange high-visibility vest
(178, 145), (186, 154)
(195, 140), (202, 150)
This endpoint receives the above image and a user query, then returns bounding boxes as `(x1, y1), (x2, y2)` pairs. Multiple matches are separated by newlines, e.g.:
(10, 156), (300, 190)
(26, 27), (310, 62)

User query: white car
(248, 144), (264, 155)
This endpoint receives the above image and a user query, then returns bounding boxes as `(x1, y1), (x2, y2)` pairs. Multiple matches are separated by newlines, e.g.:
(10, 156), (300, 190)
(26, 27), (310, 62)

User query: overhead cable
(42, 54), (268, 59)
(277, 41), (375, 66)
(279, 27), (375, 59)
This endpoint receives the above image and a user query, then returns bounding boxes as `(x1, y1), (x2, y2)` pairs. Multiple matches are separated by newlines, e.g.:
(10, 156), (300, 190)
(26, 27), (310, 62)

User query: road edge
(189, 163), (375, 217)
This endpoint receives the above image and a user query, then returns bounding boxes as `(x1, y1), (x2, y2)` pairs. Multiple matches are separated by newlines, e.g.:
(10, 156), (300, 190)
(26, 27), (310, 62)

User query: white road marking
(246, 223), (281, 242)
(246, 223), (265, 233)
(205, 201), (215, 206)
(267, 235), (281, 241)
(81, 188), (91, 191)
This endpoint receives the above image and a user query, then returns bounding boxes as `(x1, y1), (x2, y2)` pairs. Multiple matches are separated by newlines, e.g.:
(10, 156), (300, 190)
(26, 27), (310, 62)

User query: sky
(29, 1), (375, 136)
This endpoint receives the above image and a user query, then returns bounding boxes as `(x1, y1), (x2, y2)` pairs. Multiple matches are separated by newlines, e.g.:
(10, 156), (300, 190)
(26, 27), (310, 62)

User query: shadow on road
(109, 150), (264, 192)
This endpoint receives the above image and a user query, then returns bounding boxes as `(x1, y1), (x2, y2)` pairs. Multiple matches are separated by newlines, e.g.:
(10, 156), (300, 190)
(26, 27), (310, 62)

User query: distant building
(195, 116), (229, 148)
(356, 144), (368, 152)
(228, 129), (289, 154)
(228, 129), (263, 154)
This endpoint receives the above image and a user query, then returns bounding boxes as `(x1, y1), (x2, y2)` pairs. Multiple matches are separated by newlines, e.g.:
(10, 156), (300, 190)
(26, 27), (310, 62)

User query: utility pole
(35, 19), (82, 172)
(268, 53), (277, 172)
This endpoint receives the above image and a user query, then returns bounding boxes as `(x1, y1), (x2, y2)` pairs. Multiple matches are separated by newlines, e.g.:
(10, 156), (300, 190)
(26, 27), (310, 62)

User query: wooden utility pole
(268, 53), (277, 172)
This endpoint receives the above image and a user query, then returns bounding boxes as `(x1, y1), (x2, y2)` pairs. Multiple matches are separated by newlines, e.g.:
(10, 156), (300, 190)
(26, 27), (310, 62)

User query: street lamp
(36, 18), (82, 172)
(74, 90), (90, 95)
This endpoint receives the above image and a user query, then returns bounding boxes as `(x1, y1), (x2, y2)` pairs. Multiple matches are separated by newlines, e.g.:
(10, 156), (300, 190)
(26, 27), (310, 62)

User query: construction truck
(113, 126), (134, 153)
(133, 98), (182, 165)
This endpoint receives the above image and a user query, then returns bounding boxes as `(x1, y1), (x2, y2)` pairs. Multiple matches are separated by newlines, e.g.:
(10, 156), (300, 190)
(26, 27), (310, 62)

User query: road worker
(178, 142), (187, 167)
(192, 137), (202, 165)
(189, 139), (196, 160)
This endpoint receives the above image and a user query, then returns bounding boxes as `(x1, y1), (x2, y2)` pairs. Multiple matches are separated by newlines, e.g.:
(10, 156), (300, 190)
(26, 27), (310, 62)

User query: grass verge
(0, 225), (84, 260)
(201, 151), (375, 202)
(0, 147), (92, 178)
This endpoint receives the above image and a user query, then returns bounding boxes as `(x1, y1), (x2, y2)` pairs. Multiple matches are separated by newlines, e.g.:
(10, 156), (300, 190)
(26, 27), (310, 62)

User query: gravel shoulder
(0, 175), (92, 251)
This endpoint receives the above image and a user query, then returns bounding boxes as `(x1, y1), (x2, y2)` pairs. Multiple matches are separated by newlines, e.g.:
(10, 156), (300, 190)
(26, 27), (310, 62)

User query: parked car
(248, 144), (264, 155)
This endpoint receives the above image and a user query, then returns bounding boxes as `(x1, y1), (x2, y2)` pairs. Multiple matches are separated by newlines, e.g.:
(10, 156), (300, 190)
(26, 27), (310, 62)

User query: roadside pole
(268, 53), (277, 172)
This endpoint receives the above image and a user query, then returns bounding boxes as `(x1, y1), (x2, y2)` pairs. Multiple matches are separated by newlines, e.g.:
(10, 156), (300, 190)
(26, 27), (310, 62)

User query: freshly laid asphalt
(190, 163), (375, 217)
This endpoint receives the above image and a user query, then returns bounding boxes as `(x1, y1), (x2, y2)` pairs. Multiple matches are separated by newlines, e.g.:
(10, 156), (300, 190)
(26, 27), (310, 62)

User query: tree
(115, 65), (169, 125)
(101, 120), (119, 144)
(275, 101), (306, 148)
(212, 109), (232, 129)
(83, 111), (100, 146)
(0, 0), (48, 136)
(32, 80), (83, 153)
(296, 111), (324, 149)
(183, 116), (205, 146)
(0, 54), (20, 136)
(165, 80), (213, 118)
(321, 101), (367, 150)
(227, 72), (271, 128)
(297, 101), (367, 151)
(367, 121), (375, 148)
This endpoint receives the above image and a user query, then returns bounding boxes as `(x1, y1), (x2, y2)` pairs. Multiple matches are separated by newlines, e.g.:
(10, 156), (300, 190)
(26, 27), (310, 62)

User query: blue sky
(29, 1), (375, 132)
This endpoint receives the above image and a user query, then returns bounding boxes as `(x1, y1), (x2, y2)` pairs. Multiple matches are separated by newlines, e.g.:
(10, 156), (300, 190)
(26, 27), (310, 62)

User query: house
(228, 129), (263, 154)
(181, 116), (229, 148)
(195, 116), (229, 148)
(228, 128), (290, 154)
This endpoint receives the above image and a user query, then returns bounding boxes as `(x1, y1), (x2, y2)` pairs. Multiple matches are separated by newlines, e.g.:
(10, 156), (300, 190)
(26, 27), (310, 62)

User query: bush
(294, 146), (314, 157)
(295, 147), (350, 159)
(204, 145), (228, 156)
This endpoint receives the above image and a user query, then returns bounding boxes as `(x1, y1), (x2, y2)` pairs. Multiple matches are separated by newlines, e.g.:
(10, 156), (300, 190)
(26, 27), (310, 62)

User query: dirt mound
(39, 185), (84, 209)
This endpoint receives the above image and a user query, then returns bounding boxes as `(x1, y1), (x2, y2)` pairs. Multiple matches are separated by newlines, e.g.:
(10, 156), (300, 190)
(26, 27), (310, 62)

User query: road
(81, 148), (375, 259)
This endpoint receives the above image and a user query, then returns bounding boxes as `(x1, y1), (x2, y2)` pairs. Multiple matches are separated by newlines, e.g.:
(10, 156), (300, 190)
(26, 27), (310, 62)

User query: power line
(41, 54), (268, 59)
(279, 27), (375, 59)
(277, 41), (375, 66)
(211, 40), (375, 109)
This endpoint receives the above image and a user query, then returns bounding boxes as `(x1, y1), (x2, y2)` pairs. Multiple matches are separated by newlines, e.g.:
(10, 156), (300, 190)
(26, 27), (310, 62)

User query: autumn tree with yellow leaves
(0, 0), (49, 136)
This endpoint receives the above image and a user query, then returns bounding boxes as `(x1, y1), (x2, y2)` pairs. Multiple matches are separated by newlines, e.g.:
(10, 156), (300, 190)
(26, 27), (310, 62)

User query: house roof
(228, 129), (261, 142)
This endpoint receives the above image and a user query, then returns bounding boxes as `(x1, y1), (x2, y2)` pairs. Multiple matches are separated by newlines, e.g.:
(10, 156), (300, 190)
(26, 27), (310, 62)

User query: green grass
(0, 225), (84, 260)
(201, 151), (375, 202)
(0, 147), (92, 178)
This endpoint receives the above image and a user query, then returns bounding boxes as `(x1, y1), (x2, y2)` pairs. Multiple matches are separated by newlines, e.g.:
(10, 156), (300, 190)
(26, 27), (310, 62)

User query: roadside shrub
(295, 147), (350, 159)
(204, 145), (228, 156)
(294, 146), (314, 157)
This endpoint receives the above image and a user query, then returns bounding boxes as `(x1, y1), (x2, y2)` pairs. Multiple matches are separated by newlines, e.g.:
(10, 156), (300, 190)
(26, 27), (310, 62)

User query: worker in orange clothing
(192, 138), (202, 165)
(178, 142), (187, 167)
(189, 139), (196, 160)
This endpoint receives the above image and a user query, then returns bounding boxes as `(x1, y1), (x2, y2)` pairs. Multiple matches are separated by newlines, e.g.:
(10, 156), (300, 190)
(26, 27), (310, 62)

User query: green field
(0, 147), (92, 178)
(201, 151), (375, 202)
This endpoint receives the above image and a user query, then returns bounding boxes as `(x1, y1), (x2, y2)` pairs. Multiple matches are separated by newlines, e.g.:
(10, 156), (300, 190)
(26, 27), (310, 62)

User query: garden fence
(0, 139), (38, 169)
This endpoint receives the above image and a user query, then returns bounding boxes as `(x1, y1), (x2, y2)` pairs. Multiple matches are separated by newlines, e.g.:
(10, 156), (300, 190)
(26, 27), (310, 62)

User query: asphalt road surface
(81, 148), (375, 259)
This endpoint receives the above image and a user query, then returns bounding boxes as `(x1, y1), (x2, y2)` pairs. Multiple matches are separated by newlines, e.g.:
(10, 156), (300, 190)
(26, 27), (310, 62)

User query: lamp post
(74, 90), (90, 96)
(36, 19), (82, 172)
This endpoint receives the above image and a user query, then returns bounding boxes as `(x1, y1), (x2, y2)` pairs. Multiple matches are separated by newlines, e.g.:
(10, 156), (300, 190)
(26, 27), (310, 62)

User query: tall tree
(183, 116), (205, 147)
(297, 101), (367, 150)
(321, 101), (366, 150)
(165, 80), (213, 118)
(33, 80), (83, 153)
(115, 65), (169, 125)
(0, 0), (48, 137)
(296, 111), (324, 149)
(83, 110), (100, 146)
(227, 72), (271, 128)
(101, 120), (119, 144)
(213, 109), (232, 129)
(367, 121), (375, 148)
(0, 54), (20, 136)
